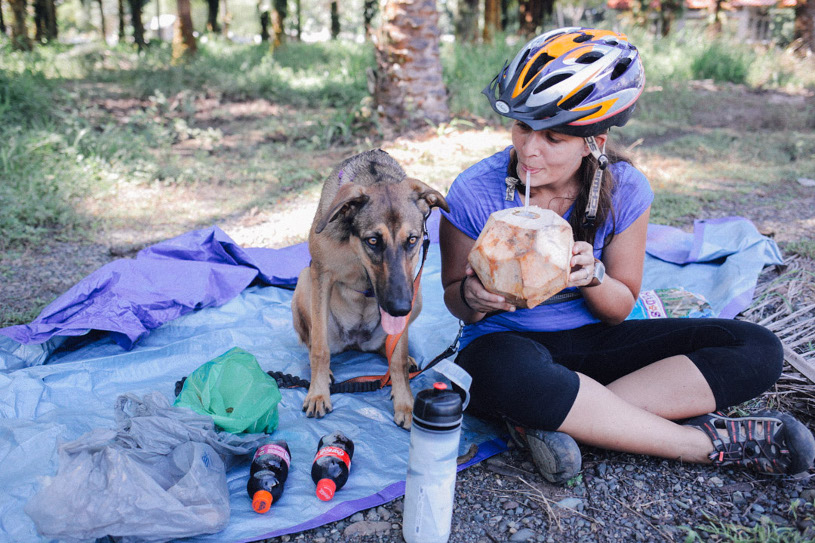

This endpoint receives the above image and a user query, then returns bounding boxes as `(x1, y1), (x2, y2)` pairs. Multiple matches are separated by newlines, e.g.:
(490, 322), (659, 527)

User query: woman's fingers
(463, 275), (515, 313)
(569, 241), (596, 287)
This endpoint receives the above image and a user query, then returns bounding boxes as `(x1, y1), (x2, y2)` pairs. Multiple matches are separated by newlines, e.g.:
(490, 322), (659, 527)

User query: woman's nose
(520, 131), (544, 156)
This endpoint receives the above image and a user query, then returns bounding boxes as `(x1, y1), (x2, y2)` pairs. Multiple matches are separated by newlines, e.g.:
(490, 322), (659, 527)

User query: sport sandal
(685, 410), (815, 475)
(506, 421), (582, 484)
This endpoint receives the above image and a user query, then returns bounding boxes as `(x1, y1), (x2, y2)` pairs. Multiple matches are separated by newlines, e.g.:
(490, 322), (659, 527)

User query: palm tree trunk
(9, 0), (32, 50)
(172, 0), (197, 63)
(375, 0), (450, 129)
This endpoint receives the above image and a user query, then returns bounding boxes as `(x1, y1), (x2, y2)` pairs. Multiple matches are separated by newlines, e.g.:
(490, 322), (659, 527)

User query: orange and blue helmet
(482, 27), (645, 137)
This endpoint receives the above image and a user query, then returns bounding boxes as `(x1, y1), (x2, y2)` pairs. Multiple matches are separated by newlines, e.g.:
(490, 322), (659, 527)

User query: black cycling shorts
(454, 318), (783, 431)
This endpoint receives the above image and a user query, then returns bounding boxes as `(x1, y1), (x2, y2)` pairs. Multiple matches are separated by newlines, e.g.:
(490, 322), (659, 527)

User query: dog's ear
(409, 178), (450, 213)
(315, 183), (370, 234)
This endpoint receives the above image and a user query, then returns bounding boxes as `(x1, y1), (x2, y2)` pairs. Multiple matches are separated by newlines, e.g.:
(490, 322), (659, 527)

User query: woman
(439, 27), (814, 484)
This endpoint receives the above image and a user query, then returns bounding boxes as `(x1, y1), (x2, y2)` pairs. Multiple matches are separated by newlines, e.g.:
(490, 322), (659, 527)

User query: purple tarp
(0, 214), (780, 352)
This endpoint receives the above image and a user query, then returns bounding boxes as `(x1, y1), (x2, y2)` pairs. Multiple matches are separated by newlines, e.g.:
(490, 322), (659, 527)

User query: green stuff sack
(174, 347), (282, 434)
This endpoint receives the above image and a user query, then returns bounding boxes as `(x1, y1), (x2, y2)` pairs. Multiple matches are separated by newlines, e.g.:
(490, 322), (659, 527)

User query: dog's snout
(382, 296), (412, 317)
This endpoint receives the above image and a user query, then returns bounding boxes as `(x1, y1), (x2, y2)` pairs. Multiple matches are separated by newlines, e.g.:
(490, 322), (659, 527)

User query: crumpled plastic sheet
(24, 392), (268, 542)
(643, 217), (783, 318)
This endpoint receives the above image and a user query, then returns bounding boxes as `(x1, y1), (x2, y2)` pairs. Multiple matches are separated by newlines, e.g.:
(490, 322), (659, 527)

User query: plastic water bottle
(402, 382), (463, 543)
(247, 439), (290, 513)
(311, 431), (355, 501)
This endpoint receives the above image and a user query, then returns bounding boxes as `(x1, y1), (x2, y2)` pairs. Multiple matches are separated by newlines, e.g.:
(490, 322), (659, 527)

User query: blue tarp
(0, 214), (782, 542)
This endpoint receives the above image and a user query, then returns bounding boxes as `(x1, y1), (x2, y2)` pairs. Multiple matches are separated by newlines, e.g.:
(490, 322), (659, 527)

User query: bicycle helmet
(482, 27), (645, 137)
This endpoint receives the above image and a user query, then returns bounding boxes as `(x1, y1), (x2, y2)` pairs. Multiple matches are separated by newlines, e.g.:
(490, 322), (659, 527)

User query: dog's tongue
(379, 307), (408, 335)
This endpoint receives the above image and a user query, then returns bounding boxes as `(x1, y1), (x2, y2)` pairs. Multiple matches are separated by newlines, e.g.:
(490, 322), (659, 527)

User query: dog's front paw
(303, 389), (333, 418)
(392, 398), (414, 429)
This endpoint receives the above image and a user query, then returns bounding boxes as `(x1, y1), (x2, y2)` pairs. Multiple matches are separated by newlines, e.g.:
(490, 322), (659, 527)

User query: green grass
(784, 240), (815, 260)
(682, 504), (815, 542)
(2, 29), (814, 250)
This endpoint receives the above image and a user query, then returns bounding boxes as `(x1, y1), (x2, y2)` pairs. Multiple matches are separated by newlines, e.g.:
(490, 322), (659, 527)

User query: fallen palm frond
(741, 255), (815, 426)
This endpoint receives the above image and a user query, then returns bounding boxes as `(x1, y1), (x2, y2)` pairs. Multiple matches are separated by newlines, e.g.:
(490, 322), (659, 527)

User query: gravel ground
(261, 442), (815, 543)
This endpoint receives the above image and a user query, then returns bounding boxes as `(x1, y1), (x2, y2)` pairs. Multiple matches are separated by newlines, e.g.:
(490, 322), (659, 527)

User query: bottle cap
(412, 382), (463, 431)
(252, 490), (273, 513)
(316, 478), (337, 501)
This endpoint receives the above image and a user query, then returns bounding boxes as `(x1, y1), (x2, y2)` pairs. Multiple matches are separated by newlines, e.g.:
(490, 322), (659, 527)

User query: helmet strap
(583, 136), (608, 228)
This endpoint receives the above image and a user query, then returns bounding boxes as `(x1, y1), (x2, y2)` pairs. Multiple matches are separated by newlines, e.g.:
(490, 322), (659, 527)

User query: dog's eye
(408, 236), (418, 245)
(365, 237), (378, 247)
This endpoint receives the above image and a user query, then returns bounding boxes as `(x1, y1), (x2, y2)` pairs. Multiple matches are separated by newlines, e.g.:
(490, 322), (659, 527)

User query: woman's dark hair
(570, 142), (633, 247)
(508, 140), (633, 246)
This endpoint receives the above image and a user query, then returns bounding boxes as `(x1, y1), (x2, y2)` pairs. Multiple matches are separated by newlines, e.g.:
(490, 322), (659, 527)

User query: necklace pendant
(505, 176), (519, 201)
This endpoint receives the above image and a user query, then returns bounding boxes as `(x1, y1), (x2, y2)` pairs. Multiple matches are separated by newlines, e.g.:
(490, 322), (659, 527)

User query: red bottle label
(254, 443), (291, 467)
(314, 446), (351, 469)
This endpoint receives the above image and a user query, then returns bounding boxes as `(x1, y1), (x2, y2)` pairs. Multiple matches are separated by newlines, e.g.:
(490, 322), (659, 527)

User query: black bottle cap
(412, 382), (463, 431)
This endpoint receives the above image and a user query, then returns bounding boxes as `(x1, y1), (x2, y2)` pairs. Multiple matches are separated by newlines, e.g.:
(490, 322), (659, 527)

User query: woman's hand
(460, 266), (516, 314)
(568, 241), (598, 288)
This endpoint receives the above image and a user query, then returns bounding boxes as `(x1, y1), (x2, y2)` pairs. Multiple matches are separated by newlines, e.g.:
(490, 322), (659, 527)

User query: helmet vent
(610, 58), (632, 80)
(533, 73), (570, 94)
(560, 85), (594, 110)
(573, 33), (592, 43)
(576, 51), (604, 64)
(523, 54), (554, 88)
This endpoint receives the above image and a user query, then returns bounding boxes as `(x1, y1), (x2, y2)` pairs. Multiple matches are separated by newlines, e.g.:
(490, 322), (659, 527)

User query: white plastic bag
(24, 392), (266, 542)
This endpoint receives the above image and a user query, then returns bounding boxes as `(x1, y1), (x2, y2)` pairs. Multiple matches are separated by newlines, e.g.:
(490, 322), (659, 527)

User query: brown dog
(291, 149), (449, 428)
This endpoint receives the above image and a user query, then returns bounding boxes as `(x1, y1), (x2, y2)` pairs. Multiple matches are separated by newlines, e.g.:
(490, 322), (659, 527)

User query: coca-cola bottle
(310, 431), (355, 501)
(247, 439), (291, 513)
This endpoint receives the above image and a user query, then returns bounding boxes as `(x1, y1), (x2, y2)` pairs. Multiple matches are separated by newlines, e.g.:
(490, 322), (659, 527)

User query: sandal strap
(688, 412), (792, 473)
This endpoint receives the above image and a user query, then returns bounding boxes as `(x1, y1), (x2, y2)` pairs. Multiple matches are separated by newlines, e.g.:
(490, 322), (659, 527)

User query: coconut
(468, 206), (574, 309)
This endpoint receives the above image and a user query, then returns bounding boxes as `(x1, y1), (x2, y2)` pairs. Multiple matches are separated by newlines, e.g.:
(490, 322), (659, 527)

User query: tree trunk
(541, 0), (555, 22)
(172, 0), (197, 63)
(221, 0), (230, 36)
(47, 0), (56, 38)
(500, 0), (509, 30)
(794, 0), (814, 53)
(272, 0), (285, 47)
(484, 0), (500, 42)
(455, 0), (478, 43)
(294, 0), (300, 40)
(518, 0), (543, 37)
(97, 0), (107, 42)
(34, 0), (46, 42)
(711, 0), (724, 34)
(455, 0), (478, 42)
(128, 0), (146, 49)
(206, 0), (220, 32)
(363, 0), (377, 39)
(375, 0), (450, 129)
(0, 0), (6, 35)
(9, 0), (31, 50)
(259, 3), (269, 42)
(118, 0), (125, 40)
(330, 1), (339, 39)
